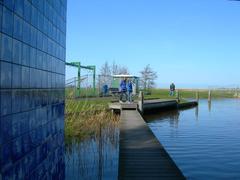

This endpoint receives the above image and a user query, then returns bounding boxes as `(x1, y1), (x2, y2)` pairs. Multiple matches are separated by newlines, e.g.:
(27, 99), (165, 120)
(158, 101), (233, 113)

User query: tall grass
(65, 97), (119, 140)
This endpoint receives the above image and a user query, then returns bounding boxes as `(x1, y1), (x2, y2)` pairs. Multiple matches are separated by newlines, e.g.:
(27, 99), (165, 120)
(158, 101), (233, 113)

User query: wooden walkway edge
(118, 109), (185, 180)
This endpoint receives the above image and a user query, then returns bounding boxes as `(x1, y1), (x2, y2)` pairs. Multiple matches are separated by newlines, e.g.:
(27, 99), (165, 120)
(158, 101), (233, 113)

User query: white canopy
(112, 75), (139, 78)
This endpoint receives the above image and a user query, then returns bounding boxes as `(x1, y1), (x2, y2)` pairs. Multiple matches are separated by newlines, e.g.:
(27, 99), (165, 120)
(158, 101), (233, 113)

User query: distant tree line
(99, 61), (130, 85)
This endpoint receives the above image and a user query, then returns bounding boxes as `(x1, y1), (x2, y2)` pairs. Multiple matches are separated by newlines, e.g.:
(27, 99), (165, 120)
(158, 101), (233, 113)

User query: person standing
(127, 80), (133, 102)
(170, 83), (176, 96)
(120, 78), (127, 102)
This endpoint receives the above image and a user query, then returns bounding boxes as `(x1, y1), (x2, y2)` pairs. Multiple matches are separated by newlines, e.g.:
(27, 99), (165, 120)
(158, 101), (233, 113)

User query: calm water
(145, 99), (240, 179)
(64, 123), (119, 180)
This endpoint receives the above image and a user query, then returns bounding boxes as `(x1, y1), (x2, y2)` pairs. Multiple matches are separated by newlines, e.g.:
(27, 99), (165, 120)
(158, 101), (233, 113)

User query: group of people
(119, 78), (133, 103)
(119, 79), (176, 103)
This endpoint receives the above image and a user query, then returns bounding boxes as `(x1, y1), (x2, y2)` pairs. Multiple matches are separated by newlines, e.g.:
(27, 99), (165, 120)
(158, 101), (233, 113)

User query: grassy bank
(65, 98), (110, 114)
(64, 88), (236, 139)
(144, 89), (236, 100)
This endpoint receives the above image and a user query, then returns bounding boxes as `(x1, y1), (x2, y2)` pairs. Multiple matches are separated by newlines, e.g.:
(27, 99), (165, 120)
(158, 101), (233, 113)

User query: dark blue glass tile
(37, 31), (43, 51)
(12, 137), (24, 162)
(14, 0), (23, 17)
(29, 130), (37, 149)
(36, 50), (43, 69)
(22, 134), (30, 155)
(35, 108), (43, 126)
(42, 53), (47, 71)
(42, 71), (47, 89)
(0, 142), (13, 172)
(22, 21), (30, 44)
(41, 107), (47, 124)
(29, 47), (36, 68)
(27, 149), (37, 172)
(0, 61), (12, 88)
(46, 55), (50, 71)
(37, 13), (43, 32)
(12, 39), (22, 64)
(21, 66), (30, 88)
(11, 90), (21, 113)
(43, 17), (48, 35)
(35, 69), (41, 88)
(29, 68), (35, 88)
(20, 111), (30, 135)
(31, 6), (38, 28)
(52, 73), (56, 88)
(12, 158), (25, 179)
(30, 68), (37, 88)
(28, 90), (34, 108)
(22, 44), (30, 66)
(12, 113), (21, 139)
(2, 6), (13, 36)
(21, 90), (30, 111)
(29, 109), (36, 130)
(43, 35), (48, 53)
(47, 72), (52, 88)
(12, 64), (21, 88)
(3, 0), (14, 10)
(13, 14), (23, 41)
(30, 27), (37, 48)
(0, 5), (2, 30)
(1, 115), (12, 144)
(33, 90), (40, 107)
(23, 0), (31, 23)
(0, 90), (12, 116)
(0, 34), (12, 62)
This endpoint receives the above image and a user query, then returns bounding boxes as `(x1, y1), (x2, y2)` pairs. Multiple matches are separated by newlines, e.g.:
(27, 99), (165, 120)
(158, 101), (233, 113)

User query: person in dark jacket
(120, 78), (127, 102)
(127, 80), (133, 102)
(170, 83), (176, 96)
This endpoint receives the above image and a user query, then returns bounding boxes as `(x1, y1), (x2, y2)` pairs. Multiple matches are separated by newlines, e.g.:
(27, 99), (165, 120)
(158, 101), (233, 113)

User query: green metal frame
(66, 62), (96, 96)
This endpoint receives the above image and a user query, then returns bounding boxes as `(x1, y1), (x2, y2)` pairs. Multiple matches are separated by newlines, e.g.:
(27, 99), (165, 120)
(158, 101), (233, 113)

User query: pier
(110, 100), (187, 179)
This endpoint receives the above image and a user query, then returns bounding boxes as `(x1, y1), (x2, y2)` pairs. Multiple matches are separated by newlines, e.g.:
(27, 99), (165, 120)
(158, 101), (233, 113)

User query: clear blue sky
(66, 0), (240, 88)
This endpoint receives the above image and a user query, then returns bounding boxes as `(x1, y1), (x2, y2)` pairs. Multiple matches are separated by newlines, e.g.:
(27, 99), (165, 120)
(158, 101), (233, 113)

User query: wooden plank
(118, 110), (185, 180)
(144, 99), (177, 104)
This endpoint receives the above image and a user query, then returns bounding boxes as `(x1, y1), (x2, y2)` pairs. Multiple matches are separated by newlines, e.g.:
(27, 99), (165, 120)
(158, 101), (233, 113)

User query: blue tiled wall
(0, 0), (66, 179)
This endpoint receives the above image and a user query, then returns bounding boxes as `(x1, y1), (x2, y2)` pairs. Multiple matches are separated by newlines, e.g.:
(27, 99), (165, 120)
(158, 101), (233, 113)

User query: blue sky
(66, 0), (240, 88)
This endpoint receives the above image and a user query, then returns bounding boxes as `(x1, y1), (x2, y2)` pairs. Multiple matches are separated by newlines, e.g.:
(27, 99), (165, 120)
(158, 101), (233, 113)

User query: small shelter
(111, 75), (139, 95)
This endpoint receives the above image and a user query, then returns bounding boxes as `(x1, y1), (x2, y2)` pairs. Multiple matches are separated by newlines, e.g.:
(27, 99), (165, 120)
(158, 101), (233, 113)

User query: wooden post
(138, 91), (144, 113)
(176, 90), (180, 103)
(208, 90), (211, 102)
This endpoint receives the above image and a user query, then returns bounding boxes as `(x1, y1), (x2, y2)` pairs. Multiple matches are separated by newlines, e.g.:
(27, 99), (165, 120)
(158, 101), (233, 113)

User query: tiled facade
(0, 0), (66, 179)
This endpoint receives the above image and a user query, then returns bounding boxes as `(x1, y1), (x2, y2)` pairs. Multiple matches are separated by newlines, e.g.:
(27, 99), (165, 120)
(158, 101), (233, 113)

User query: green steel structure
(66, 62), (96, 96)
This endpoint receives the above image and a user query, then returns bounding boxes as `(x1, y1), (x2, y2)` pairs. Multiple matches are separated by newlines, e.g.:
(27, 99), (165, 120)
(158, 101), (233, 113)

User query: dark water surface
(145, 99), (240, 179)
(64, 124), (119, 180)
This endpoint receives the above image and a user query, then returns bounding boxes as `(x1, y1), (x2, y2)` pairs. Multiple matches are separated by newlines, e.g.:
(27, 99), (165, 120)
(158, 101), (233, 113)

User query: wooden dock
(118, 108), (185, 179)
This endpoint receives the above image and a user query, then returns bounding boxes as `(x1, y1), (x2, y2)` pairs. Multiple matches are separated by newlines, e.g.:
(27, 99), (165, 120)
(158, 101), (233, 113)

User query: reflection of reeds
(64, 98), (120, 179)
(65, 111), (120, 179)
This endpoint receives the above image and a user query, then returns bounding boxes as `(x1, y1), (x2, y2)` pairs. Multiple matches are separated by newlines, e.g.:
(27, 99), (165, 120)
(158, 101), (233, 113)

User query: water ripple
(146, 99), (240, 180)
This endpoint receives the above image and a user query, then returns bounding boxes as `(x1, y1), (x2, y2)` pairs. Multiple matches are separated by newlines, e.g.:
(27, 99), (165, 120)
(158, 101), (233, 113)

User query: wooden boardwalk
(118, 109), (185, 180)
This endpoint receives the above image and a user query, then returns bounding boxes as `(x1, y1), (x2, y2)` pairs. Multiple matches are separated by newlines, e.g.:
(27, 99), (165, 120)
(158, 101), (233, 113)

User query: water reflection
(208, 101), (212, 112)
(146, 99), (240, 179)
(64, 121), (119, 180)
(145, 110), (180, 128)
(195, 105), (199, 120)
